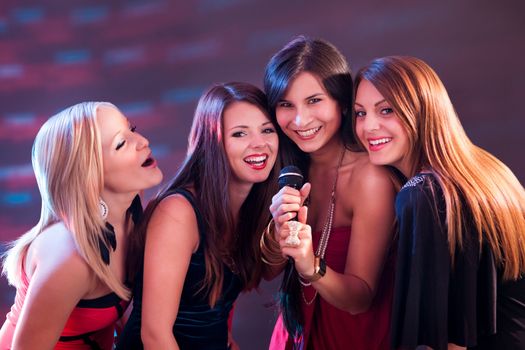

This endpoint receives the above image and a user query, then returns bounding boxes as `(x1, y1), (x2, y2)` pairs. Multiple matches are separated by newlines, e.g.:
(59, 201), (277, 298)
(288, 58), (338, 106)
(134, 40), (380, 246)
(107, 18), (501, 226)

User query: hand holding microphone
(270, 166), (311, 234)
(272, 167), (314, 274)
(270, 166), (310, 247)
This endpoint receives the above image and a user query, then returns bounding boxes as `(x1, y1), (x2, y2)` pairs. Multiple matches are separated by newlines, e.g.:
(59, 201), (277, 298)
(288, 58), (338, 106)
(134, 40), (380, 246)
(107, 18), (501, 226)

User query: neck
(309, 138), (345, 169)
(100, 191), (137, 233)
(228, 181), (252, 223)
(396, 154), (418, 179)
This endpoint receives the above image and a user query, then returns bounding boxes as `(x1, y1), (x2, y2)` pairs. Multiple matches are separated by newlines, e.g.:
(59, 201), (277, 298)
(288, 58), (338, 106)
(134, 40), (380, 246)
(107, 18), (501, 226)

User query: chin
(248, 173), (271, 184)
(296, 143), (320, 154)
(150, 169), (163, 183)
(368, 156), (387, 166)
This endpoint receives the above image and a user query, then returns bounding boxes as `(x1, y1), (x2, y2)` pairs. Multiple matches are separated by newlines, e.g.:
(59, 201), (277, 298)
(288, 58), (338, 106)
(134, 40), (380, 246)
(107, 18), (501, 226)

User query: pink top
(270, 226), (396, 350)
(0, 268), (128, 350)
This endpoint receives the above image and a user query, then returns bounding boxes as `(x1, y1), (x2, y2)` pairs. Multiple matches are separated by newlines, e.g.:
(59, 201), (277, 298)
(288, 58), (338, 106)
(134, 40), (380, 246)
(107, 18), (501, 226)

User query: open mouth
(244, 154), (268, 168)
(295, 126), (321, 138)
(141, 157), (155, 167)
(369, 137), (392, 146)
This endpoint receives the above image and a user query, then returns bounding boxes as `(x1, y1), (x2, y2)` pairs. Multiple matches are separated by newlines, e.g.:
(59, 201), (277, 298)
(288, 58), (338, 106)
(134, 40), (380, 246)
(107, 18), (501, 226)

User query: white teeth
(245, 155), (267, 164)
(369, 138), (392, 146)
(296, 126), (321, 137)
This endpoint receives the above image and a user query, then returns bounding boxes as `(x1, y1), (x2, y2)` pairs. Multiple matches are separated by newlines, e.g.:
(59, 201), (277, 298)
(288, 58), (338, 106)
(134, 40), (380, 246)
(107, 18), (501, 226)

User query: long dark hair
(263, 35), (358, 341)
(128, 82), (280, 306)
(264, 35), (360, 175)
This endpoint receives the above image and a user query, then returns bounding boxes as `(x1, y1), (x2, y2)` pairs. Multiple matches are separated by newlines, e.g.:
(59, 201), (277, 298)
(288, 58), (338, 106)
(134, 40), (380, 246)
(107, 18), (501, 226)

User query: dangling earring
(99, 198), (108, 220)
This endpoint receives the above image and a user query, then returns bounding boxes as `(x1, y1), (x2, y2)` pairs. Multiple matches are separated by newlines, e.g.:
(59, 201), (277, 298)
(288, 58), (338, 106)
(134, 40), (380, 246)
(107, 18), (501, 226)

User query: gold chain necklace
(301, 148), (345, 305)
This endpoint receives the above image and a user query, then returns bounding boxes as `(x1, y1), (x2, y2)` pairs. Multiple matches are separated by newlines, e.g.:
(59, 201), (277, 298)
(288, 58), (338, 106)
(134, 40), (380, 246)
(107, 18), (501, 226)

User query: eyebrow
(227, 121), (273, 131)
(278, 93), (325, 103)
(354, 99), (387, 108)
(304, 93), (324, 100)
(110, 119), (130, 140)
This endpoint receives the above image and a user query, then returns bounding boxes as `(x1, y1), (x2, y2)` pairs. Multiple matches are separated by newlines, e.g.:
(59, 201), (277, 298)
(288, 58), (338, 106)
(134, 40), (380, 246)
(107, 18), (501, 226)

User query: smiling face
(354, 79), (412, 176)
(97, 105), (163, 197)
(275, 71), (342, 154)
(222, 101), (278, 186)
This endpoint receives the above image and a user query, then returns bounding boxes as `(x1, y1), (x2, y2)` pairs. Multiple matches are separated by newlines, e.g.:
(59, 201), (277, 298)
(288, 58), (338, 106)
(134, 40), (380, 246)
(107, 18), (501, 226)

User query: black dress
(117, 188), (242, 350)
(391, 173), (525, 350)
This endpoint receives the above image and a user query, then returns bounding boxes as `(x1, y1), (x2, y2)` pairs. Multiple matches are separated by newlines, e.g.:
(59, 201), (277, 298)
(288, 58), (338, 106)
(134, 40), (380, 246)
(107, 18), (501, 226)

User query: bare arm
(282, 165), (396, 314)
(12, 225), (92, 349)
(141, 194), (199, 350)
(262, 183), (311, 280)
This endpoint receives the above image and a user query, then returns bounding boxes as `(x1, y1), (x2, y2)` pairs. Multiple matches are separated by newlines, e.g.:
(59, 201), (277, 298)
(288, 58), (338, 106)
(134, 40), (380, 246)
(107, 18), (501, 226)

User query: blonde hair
(3, 101), (131, 299)
(355, 56), (525, 280)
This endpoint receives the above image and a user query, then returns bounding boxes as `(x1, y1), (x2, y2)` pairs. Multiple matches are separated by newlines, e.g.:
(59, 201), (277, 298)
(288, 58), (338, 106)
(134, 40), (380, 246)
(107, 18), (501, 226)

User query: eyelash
(116, 141), (125, 150)
(278, 98), (321, 108)
(116, 125), (138, 150)
(232, 131), (246, 137)
(354, 108), (394, 118)
(231, 128), (276, 137)
(278, 102), (292, 108)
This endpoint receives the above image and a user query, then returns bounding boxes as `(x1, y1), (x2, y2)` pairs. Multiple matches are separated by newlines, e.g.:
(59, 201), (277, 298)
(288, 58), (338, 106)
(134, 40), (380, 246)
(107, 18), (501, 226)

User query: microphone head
(278, 165), (303, 190)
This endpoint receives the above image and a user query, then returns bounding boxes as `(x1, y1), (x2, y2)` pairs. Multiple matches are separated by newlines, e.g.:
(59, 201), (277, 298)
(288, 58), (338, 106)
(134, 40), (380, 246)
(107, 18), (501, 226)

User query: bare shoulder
(152, 193), (198, 225)
(348, 156), (395, 191)
(26, 222), (92, 293)
(147, 192), (200, 251)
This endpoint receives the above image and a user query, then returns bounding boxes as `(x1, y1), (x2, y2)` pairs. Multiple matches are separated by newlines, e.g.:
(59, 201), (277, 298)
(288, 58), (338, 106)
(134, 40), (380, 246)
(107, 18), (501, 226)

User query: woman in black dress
(117, 82), (280, 349)
(353, 56), (525, 350)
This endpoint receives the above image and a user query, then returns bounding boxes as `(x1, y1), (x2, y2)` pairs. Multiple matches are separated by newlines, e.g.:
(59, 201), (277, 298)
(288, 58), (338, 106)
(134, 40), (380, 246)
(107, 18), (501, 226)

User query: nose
(363, 114), (380, 132)
(293, 106), (311, 128)
(249, 132), (266, 149)
(136, 132), (150, 150)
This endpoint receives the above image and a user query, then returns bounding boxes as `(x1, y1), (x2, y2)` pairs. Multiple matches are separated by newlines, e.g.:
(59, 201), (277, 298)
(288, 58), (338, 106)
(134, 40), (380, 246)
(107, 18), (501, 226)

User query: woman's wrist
(299, 256), (326, 282)
(260, 219), (286, 266)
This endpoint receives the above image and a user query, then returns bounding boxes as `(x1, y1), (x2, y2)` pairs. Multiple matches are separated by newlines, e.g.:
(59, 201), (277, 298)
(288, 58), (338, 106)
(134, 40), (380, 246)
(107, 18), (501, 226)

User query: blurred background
(1, 0), (524, 348)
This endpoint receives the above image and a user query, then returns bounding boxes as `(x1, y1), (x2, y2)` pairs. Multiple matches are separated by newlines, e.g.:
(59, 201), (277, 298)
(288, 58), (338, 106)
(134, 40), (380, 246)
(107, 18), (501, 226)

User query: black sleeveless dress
(117, 188), (242, 350)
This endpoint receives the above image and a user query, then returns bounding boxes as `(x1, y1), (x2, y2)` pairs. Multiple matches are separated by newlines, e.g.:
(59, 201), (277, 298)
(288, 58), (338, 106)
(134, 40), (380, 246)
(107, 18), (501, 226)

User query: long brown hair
(128, 82), (280, 306)
(355, 56), (525, 280)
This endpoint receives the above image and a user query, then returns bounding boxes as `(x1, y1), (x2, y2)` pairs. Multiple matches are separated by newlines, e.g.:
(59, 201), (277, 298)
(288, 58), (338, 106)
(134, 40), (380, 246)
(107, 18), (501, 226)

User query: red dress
(0, 268), (128, 350)
(270, 227), (396, 350)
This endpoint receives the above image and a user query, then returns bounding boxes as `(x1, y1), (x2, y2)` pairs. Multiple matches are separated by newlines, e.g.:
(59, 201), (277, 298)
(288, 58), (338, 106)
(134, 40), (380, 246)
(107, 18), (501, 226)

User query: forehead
(355, 80), (384, 102)
(223, 101), (269, 127)
(96, 106), (127, 140)
(284, 71), (325, 98)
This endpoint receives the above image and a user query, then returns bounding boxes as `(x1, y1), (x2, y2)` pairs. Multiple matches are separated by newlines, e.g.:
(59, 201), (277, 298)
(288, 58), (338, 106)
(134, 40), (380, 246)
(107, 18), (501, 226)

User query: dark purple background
(1, 1), (524, 348)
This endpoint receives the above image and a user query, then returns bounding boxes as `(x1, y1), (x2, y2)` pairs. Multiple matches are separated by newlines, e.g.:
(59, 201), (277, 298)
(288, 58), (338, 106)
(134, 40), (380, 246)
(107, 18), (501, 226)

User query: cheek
(223, 143), (233, 163)
(276, 110), (293, 130)
(102, 155), (114, 178)
(269, 134), (279, 150)
(354, 120), (364, 139)
(224, 141), (241, 163)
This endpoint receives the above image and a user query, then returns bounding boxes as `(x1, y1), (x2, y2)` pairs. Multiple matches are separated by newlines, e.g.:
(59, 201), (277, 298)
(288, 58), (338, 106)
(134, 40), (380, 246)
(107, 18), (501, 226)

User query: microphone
(277, 166), (304, 335)
(278, 166), (304, 222)
(278, 165), (304, 192)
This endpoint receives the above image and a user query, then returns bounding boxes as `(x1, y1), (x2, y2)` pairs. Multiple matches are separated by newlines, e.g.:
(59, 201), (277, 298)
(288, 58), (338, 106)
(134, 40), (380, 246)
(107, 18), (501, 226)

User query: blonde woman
(0, 102), (163, 349)
(354, 56), (525, 349)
